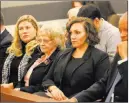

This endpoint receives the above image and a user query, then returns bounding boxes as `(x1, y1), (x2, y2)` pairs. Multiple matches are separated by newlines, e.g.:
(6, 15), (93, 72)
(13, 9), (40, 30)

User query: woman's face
(70, 22), (87, 48)
(18, 21), (37, 43)
(37, 36), (56, 54)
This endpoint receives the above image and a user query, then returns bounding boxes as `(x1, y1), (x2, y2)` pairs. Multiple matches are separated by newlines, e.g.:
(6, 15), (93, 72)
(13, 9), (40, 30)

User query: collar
(82, 45), (92, 60)
(48, 47), (60, 61)
(70, 45), (92, 61)
(0, 28), (5, 34)
(1, 28), (6, 34)
(118, 58), (128, 65)
(99, 18), (107, 33)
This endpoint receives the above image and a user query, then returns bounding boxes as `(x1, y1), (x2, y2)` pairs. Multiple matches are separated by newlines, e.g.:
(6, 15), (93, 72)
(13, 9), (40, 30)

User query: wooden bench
(0, 86), (57, 102)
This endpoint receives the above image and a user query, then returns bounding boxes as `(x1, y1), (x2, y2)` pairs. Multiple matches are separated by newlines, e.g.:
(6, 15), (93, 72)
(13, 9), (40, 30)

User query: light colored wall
(1, 1), (62, 8)
(2, 1), (71, 25)
(6, 19), (68, 36)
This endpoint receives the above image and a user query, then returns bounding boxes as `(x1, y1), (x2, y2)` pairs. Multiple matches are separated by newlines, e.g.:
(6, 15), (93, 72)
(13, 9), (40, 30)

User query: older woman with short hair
(14, 27), (65, 93)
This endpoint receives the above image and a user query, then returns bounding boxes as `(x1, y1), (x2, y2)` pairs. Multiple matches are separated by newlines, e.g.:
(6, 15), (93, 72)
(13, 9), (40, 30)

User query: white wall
(6, 19), (68, 36)
(1, 1), (62, 8)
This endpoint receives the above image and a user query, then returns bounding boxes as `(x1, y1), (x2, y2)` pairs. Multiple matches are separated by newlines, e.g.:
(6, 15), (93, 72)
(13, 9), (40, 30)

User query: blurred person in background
(86, 1), (120, 27)
(0, 12), (13, 83)
(67, 7), (80, 22)
(72, 1), (86, 8)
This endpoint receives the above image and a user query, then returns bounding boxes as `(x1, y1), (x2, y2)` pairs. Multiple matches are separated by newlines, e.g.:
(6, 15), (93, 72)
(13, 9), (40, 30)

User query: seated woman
(14, 28), (66, 93)
(1, 15), (40, 87)
(36, 17), (111, 101)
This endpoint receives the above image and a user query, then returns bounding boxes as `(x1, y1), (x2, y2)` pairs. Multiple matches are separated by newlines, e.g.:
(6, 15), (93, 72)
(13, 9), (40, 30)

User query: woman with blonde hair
(1, 15), (40, 87)
(14, 27), (65, 93)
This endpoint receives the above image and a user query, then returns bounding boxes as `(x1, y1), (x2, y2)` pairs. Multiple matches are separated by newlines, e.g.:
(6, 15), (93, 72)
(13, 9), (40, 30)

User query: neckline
(72, 56), (82, 59)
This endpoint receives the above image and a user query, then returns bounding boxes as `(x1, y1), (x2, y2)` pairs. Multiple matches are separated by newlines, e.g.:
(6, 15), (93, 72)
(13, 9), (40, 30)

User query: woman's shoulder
(53, 48), (73, 60)
(31, 46), (43, 58)
(91, 46), (108, 57)
(57, 48), (73, 56)
(90, 46), (109, 65)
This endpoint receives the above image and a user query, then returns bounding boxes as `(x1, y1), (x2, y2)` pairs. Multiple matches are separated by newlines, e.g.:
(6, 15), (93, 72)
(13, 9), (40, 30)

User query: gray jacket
(95, 19), (121, 63)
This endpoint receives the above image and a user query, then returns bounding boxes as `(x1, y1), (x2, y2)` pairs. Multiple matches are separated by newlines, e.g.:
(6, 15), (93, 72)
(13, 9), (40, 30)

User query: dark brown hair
(66, 17), (100, 46)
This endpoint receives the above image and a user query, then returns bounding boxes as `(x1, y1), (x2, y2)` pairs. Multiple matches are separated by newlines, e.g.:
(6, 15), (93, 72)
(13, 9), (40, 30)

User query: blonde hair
(37, 27), (66, 50)
(7, 15), (40, 56)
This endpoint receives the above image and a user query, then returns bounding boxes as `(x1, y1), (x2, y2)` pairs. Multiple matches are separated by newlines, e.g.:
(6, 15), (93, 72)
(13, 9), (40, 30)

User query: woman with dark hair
(36, 17), (111, 101)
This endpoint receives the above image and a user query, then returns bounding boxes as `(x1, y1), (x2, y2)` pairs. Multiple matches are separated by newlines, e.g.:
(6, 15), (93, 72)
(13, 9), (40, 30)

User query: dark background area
(1, 1), (127, 25)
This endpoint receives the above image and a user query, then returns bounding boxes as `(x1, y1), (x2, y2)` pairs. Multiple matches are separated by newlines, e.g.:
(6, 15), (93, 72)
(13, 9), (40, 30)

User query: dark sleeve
(74, 69), (109, 102)
(117, 60), (128, 89)
(73, 52), (111, 102)
(14, 81), (25, 88)
(94, 52), (111, 81)
(20, 85), (41, 93)
(41, 51), (63, 90)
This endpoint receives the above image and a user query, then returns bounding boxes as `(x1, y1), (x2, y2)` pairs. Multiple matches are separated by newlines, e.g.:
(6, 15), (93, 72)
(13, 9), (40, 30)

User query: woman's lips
(23, 35), (29, 38)
(72, 41), (77, 42)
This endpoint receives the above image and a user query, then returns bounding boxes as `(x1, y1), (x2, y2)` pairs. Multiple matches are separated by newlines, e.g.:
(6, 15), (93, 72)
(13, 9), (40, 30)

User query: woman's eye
(75, 31), (80, 34)
(19, 27), (23, 30)
(38, 39), (41, 43)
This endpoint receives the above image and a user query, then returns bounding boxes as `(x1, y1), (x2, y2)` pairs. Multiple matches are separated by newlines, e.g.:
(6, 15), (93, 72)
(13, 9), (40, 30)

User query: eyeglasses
(37, 38), (52, 44)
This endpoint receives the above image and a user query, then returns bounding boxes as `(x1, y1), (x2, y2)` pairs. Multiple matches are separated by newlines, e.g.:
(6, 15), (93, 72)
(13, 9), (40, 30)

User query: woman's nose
(71, 34), (76, 39)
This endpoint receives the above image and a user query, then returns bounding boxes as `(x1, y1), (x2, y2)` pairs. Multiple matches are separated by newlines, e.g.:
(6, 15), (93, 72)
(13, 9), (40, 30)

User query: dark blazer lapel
(22, 58), (38, 77)
(49, 47), (60, 62)
(21, 59), (36, 83)
(1, 29), (8, 40)
(58, 48), (74, 83)
(26, 48), (60, 72)
(22, 52), (42, 77)
(70, 59), (85, 79)
(106, 53), (121, 92)
(106, 68), (118, 93)
(71, 45), (92, 78)
(0, 29), (8, 45)
(1, 29), (12, 45)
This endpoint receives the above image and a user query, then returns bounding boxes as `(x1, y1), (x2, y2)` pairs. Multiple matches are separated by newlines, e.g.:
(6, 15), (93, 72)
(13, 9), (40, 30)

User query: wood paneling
(1, 86), (57, 102)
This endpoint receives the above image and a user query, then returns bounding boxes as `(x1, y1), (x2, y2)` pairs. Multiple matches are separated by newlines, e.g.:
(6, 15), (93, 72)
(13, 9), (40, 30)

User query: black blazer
(42, 45), (111, 97)
(0, 29), (13, 83)
(19, 48), (60, 93)
(75, 54), (128, 102)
